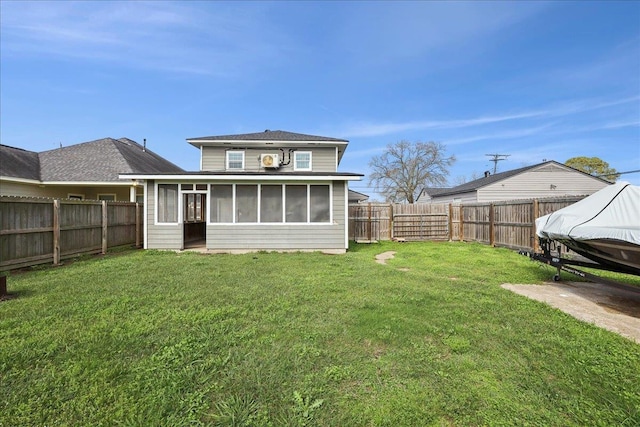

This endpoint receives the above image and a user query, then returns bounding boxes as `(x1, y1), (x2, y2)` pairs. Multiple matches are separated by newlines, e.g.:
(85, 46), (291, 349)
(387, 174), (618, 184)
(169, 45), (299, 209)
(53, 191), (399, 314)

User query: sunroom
(121, 172), (362, 253)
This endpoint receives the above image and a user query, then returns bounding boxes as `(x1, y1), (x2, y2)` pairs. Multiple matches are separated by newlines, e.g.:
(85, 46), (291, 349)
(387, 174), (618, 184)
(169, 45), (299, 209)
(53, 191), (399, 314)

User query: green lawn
(1, 242), (638, 426)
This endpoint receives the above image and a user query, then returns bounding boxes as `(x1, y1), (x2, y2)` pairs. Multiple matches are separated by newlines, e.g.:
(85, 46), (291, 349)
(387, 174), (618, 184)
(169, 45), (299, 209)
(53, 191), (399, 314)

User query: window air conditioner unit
(261, 153), (280, 169)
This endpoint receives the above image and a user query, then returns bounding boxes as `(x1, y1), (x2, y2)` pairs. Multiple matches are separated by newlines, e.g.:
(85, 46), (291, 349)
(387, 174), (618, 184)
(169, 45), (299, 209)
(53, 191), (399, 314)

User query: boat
(535, 182), (640, 277)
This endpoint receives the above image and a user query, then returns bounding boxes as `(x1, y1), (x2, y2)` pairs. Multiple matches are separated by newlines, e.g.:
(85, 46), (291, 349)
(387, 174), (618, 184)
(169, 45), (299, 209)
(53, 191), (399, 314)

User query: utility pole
(485, 154), (510, 174)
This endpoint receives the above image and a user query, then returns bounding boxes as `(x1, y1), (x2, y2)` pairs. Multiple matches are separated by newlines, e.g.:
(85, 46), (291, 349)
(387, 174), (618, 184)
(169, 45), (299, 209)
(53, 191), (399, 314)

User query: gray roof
(348, 189), (370, 202)
(435, 161), (610, 197)
(187, 130), (348, 143)
(0, 145), (40, 180)
(2, 138), (184, 183)
(419, 187), (452, 199)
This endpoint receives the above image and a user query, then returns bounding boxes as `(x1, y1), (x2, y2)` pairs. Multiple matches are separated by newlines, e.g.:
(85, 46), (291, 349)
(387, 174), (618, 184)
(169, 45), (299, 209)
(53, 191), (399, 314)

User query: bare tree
(368, 141), (455, 203)
(453, 171), (482, 186)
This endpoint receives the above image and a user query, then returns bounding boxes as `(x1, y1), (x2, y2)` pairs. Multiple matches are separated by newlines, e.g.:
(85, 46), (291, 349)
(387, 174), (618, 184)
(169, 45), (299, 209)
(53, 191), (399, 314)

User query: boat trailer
(520, 239), (640, 294)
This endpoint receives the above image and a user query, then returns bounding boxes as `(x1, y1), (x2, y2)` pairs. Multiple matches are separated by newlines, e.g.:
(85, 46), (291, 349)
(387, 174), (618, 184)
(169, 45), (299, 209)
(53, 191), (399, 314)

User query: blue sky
(2, 1), (639, 196)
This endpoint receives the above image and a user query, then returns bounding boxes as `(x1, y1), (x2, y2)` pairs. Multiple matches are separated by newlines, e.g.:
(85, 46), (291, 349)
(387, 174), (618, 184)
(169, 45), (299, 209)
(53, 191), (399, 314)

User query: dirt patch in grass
(375, 251), (410, 271)
(502, 281), (640, 344)
(375, 251), (396, 265)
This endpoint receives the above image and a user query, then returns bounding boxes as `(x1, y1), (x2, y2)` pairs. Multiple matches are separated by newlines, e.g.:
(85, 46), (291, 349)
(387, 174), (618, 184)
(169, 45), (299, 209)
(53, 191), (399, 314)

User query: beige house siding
(145, 180), (183, 250)
(428, 163), (610, 204)
(0, 179), (139, 201)
(430, 191), (477, 204)
(478, 165), (608, 202)
(201, 147), (337, 172)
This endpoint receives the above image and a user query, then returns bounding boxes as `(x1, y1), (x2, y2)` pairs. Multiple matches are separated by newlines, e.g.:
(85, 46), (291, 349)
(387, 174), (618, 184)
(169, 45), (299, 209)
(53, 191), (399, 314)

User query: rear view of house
(121, 130), (363, 253)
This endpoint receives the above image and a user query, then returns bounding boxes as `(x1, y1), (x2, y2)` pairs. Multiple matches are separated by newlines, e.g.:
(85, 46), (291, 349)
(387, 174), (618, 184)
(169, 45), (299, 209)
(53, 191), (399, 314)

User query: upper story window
(226, 151), (245, 170)
(294, 151), (312, 171)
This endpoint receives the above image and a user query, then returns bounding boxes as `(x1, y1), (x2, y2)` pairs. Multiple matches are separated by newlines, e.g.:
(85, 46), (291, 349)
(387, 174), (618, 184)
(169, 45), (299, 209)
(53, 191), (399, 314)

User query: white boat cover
(536, 182), (640, 245)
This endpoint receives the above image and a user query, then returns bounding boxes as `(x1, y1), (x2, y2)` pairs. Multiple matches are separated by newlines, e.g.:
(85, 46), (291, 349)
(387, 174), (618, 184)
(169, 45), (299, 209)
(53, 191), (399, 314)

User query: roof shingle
(187, 130), (348, 143)
(0, 145), (40, 180)
(2, 138), (184, 183)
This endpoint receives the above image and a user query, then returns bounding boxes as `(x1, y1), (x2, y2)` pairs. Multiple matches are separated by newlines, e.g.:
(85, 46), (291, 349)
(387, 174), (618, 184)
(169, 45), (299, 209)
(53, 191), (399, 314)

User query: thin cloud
(334, 2), (548, 65)
(1, 2), (292, 77)
(445, 123), (558, 146)
(338, 95), (640, 139)
(339, 111), (547, 138)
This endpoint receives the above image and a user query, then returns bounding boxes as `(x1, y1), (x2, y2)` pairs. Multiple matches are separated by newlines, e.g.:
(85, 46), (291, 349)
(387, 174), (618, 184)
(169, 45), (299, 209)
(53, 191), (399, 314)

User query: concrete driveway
(502, 281), (640, 344)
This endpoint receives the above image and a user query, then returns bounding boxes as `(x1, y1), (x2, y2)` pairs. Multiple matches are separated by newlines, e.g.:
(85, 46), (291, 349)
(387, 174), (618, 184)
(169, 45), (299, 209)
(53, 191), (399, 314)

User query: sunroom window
(261, 185), (283, 222)
(285, 185), (308, 222)
(310, 185), (330, 222)
(210, 185), (233, 223)
(236, 185), (258, 223)
(157, 184), (178, 223)
(207, 184), (331, 224)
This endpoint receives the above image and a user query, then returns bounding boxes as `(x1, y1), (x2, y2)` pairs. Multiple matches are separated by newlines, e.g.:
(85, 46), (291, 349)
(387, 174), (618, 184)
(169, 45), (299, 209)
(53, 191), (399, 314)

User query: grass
(1, 241), (639, 426)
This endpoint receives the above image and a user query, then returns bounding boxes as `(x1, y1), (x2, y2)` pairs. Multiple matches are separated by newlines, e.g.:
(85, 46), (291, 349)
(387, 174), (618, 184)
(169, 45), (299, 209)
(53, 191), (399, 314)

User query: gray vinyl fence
(349, 196), (584, 252)
(1, 197), (143, 271)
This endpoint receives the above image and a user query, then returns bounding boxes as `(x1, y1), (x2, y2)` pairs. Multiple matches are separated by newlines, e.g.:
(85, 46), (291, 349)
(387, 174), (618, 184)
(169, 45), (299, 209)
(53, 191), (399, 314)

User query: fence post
(102, 201), (108, 255)
(489, 203), (495, 246)
(367, 203), (372, 242)
(389, 204), (394, 240)
(135, 202), (141, 248)
(458, 205), (464, 241)
(448, 203), (453, 241)
(53, 199), (60, 265)
(532, 198), (539, 253)
(0, 275), (6, 298)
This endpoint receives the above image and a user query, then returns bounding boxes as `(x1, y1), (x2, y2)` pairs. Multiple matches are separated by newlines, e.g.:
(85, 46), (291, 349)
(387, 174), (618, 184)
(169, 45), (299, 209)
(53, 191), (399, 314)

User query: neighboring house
(120, 130), (363, 253)
(421, 161), (611, 204)
(348, 189), (370, 204)
(416, 187), (452, 203)
(0, 138), (183, 201)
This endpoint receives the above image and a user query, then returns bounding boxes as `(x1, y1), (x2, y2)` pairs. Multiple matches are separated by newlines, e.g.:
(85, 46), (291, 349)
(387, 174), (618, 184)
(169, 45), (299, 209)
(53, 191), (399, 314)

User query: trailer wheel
(553, 274), (561, 282)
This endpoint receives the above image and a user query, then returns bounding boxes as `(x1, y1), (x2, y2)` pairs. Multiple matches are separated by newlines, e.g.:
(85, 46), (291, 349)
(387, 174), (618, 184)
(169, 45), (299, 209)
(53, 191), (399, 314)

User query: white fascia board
(0, 176), (42, 185)
(43, 181), (138, 186)
(1, 177), (140, 186)
(187, 139), (348, 148)
(120, 174), (362, 181)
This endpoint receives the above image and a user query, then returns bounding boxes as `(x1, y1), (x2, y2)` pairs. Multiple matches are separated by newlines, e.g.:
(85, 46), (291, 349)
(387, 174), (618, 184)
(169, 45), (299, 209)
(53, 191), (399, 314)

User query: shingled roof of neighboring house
(419, 187), (452, 199)
(434, 161), (611, 197)
(348, 189), (370, 203)
(2, 138), (184, 183)
(187, 129), (348, 143)
(0, 145), (41, 181)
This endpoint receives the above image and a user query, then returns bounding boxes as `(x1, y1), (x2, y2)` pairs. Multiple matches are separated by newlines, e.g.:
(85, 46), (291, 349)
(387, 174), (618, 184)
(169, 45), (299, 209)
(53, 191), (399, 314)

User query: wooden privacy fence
(1, 197), (143, 271)
(349, 196), (584, 251)
(348, 203), (450, 242)
(348, 203), (392, 241)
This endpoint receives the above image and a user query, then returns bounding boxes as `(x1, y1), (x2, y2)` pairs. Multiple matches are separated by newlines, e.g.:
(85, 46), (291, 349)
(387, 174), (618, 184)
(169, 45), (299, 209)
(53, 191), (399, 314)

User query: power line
(485, 153), (510, 174)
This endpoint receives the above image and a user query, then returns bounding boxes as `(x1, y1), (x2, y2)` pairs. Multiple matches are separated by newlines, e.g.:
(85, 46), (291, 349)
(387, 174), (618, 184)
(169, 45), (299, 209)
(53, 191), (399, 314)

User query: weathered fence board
(349, 195), (583, 251)
(1, 197), (142, 271)
(393, 203), (449, 240)
(348, 204), (392, 241)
